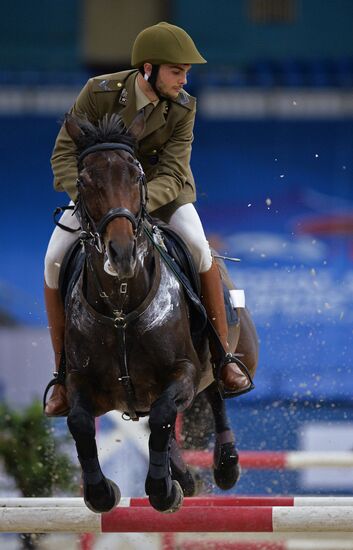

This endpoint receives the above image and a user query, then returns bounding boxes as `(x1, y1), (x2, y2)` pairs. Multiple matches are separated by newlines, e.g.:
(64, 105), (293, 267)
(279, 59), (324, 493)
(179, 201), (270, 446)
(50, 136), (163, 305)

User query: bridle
(76, 142), (148, 253)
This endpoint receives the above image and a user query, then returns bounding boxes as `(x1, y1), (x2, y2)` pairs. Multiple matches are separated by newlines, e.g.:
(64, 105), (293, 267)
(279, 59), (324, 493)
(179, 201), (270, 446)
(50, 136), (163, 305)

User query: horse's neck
(84, 237), (155, 316)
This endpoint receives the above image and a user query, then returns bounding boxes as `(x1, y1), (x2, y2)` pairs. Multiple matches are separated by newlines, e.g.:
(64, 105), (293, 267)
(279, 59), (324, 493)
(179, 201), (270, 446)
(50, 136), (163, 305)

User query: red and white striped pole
(3, 496), (353, 507)
(182, 450), (353, 469)
(179, 543), (287, 550)
(1, 499), (353, 533)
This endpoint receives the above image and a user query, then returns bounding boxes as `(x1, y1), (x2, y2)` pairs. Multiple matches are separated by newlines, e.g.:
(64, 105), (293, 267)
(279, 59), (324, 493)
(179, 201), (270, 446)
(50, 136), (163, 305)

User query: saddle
(146, 221), (239, 330)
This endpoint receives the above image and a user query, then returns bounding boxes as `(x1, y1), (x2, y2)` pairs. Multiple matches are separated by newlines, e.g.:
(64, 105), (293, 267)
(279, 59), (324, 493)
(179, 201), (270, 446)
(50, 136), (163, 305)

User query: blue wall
(0, 116), (60, 324)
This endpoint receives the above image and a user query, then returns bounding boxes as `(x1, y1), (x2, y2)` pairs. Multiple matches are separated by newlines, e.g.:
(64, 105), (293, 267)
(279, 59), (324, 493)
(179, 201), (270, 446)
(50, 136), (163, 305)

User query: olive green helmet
(131, 22), (207, 67)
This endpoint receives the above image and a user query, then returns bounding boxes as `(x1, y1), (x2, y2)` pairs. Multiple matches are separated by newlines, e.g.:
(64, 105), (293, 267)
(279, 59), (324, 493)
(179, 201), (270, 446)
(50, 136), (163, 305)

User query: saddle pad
(58, 239), (84, 309)
(224, 286), (239, 326)
(155, 221), (238, 328)
(157, 221), (201, 296)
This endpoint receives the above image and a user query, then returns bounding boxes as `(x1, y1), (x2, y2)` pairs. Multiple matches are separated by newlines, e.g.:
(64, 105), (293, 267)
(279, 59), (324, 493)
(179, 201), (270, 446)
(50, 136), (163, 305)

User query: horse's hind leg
(67, 390), (120, 513)
(205, 382), (241, 490)
(146, 369), (195, 513)
(169, 432), (203, 497)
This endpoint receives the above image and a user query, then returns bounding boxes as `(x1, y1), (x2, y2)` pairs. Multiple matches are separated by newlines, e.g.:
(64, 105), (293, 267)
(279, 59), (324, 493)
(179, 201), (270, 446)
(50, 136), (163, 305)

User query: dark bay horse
(61, 113), (258, 514)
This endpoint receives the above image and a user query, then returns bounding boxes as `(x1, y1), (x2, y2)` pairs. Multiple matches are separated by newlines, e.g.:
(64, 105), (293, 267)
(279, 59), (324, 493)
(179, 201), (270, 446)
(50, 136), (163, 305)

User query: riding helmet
(131, 22), (207, 67)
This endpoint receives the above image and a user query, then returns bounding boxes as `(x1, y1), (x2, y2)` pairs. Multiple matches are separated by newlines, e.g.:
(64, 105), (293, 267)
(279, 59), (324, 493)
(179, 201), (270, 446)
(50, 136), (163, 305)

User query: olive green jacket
(51, 69), (197, 219)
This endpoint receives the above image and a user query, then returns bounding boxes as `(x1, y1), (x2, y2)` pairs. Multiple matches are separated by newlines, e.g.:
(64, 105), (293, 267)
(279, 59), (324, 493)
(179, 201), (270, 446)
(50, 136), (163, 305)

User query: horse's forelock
(74, 114), (136, 154)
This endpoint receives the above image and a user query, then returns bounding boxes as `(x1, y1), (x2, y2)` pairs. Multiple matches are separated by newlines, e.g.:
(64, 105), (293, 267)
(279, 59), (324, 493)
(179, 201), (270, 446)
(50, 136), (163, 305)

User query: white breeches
(44, 202), (81, 289)
(44, 202), (213, 289)
(168, 203), (212, 273)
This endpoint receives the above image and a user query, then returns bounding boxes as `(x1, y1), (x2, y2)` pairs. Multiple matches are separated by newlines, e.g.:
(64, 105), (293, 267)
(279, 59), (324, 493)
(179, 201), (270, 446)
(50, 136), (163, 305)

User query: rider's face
(155, 64), (191, 99)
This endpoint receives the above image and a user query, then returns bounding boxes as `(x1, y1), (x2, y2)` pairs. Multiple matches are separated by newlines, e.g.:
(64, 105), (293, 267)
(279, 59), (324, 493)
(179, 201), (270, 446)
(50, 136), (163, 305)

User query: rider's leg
(44, 204), (80, 416)
(44, 283), (68, 415)
(168, 204), (252, 394)
(199, 261), (251, 392)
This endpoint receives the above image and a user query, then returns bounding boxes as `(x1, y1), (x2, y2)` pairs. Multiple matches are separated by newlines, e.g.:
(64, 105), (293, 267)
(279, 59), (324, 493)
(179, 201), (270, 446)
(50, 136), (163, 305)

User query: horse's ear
(65, 114), (85, 145)
(127, 111), (145, 140)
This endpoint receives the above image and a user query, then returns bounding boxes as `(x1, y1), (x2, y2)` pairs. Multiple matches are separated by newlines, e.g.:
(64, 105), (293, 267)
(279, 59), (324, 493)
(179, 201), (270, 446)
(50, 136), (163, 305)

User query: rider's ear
(65, 113), (85, 145)
(127, 111), (145, 140)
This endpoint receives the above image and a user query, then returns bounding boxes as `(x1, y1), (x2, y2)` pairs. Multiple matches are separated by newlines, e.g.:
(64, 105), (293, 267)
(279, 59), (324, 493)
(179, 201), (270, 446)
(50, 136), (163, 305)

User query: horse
(57, 112), (258, 514)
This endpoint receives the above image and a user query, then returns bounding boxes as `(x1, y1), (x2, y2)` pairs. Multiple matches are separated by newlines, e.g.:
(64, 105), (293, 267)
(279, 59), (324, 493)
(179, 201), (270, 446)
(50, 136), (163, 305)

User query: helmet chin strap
(140, 65), (165, 100)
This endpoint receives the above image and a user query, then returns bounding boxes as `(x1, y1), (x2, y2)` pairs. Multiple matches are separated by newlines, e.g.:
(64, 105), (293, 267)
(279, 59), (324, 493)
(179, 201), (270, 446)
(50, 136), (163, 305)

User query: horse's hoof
(214, 442), (241, 491)
(84, 477), (121, 513)
(149, 480), (184, 513)
(171, 462), (203, 497)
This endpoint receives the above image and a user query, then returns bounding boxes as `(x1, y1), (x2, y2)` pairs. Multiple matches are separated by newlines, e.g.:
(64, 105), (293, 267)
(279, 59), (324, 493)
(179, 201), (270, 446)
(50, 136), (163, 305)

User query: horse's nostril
(109, 240), (119, 260)
(108, 239), (135, 273)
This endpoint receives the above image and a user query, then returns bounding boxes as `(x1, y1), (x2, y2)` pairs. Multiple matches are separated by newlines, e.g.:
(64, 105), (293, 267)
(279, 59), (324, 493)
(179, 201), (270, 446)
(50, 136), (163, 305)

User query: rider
(44, 21), (252, 416)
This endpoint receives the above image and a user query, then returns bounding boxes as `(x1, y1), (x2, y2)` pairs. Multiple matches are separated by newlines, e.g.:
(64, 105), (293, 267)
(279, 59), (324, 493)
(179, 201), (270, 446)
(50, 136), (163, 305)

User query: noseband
(77, 142), (147, 252)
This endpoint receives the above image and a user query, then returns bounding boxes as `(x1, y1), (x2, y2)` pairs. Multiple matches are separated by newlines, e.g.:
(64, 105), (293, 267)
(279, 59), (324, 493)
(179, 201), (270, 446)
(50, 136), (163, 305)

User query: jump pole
(1, 505), (353, 533)
(178, 542), (353, 550)
(2, 496), (353, 507)
(182, 450), (353, 469)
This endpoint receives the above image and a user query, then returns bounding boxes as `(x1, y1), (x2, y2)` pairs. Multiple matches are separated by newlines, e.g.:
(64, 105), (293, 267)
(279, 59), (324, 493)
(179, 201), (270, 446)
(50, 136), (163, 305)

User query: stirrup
(42, 352), (67, 414)
(43, 376), (70, 417)
(215, 353), (255, 400)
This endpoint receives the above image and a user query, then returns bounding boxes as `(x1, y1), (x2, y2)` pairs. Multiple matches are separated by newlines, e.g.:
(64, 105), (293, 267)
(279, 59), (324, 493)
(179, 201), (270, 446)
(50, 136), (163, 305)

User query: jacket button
(149, 154), (159, 165)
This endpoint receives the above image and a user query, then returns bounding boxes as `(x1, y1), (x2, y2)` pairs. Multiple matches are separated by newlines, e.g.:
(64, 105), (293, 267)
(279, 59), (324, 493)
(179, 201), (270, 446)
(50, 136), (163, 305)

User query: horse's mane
(70, 113), (137, 153)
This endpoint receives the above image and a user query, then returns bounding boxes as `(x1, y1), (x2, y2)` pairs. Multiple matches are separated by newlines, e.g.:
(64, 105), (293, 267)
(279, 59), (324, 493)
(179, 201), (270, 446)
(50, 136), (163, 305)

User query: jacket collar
(119, 72), (168, 139)
(141, 101), (169, 140)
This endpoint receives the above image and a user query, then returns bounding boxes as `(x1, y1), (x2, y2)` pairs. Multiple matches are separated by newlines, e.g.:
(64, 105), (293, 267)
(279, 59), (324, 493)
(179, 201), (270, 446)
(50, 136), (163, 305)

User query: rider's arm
(146, 102), (196, 213)
(50, 80), (97, 201)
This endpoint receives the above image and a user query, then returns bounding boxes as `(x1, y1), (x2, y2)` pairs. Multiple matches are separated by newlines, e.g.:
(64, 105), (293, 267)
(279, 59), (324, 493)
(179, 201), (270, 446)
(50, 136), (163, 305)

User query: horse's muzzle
(106, 239), (137, 279)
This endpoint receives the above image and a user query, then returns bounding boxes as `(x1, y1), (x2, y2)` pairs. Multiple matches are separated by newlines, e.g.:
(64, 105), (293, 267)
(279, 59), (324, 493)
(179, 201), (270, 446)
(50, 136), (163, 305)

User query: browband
(78, 142), (135, 163)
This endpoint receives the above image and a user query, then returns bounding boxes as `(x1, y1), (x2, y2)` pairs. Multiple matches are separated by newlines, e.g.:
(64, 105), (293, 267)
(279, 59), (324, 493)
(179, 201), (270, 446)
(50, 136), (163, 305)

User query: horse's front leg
(206, 382), (241, 490)
(146, 361), (196, 513)
(67, 386), (121, 513)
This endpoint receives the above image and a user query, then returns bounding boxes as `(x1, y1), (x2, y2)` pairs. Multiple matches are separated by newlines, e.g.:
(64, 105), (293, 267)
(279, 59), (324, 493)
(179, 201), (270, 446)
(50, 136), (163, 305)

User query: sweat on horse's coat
(141, 262), (180, 333)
